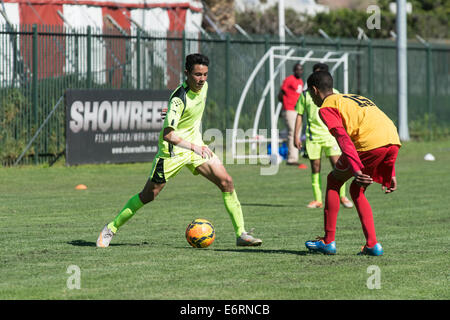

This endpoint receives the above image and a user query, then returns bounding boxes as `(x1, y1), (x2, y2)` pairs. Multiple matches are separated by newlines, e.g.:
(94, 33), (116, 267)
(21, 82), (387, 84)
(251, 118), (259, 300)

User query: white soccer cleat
(96, 224), (115, 248)
(236, 228), (262, 247)
(340, 196), (354, 208)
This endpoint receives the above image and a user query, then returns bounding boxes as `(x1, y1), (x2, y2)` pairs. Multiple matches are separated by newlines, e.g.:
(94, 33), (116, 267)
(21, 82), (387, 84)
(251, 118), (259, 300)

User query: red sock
(324, 173), (344, 244)
(350, 181), (377, 247)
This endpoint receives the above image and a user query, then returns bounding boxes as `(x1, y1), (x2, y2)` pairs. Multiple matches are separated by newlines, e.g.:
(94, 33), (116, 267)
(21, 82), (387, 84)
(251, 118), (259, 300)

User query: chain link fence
(1, 24), (449, 166)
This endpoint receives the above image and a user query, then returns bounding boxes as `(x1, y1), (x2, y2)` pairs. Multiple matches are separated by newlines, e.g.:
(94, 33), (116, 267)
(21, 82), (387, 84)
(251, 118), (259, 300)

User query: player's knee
(327, 171), (345, 190)
(140, 183), (164, 204)
(219, 175), (234, 192)
(349, 180), (365, 200)
(312, 163), (321, 173)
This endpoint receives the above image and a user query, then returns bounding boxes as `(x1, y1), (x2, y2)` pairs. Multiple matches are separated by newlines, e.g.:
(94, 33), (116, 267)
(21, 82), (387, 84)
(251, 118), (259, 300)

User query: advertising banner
(65, 89), (170, 165)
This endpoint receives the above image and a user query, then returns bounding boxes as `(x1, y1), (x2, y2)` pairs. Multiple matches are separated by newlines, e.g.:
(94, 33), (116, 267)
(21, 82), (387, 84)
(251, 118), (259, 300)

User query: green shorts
(305, 138), (341, 160)
(149, 151), (217, 183)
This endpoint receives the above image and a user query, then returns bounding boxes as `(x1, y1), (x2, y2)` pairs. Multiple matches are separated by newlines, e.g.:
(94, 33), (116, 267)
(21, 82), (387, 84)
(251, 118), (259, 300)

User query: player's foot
(305, 237), (336, 255)
(307, 200), (323, 208)
(340, 196), (354, 208)
(236, 229), (262, 247)
(358, 243), (383, 256)
(96, 224), (115, 248)
(286, 161), (300, 166)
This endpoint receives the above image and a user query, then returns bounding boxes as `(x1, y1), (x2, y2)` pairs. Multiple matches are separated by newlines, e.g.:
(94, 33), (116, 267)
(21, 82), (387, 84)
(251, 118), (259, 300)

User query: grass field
(0, 140), (449, 300)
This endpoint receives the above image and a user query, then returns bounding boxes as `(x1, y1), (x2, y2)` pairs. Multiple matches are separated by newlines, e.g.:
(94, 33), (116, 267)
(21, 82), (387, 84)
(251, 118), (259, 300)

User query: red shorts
(335, 145), (400, 187)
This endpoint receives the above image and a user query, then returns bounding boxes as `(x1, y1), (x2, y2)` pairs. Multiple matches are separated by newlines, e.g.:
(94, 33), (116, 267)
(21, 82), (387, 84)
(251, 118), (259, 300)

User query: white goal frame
(231, 46), (350, 161)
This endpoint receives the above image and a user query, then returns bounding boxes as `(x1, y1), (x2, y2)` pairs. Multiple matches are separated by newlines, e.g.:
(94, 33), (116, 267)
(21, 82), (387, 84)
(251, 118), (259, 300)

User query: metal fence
(1, 24), (449, 166)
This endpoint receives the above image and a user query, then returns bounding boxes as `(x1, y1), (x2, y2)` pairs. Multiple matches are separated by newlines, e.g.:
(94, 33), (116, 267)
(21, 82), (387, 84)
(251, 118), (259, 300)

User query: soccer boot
(358, 243), (384, 256)
(236, 229), (262, 247)
(340, 196), (354, 208)
(96, 224), (115, 248)
(305, 237), (336, 255)
(307, 200), (323, 209)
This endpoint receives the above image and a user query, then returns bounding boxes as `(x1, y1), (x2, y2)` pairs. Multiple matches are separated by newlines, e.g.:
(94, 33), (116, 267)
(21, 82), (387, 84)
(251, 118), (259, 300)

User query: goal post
(231, 46), (351, 162)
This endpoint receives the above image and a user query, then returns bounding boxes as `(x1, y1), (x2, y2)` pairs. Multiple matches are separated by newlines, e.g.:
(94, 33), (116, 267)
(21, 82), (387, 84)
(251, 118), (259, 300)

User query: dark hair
(293, 62), (303, 72)
(185, 53), (209, 72)
(307, 71), (333, 91)
(312, 63), (329, 72)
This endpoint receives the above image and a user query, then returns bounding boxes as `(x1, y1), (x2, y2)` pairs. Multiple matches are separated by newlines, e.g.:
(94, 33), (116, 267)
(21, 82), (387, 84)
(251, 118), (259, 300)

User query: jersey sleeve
(319, 107), (364, 173)
(295, 92), (306, 115)
(329, 127), (364, 174)
(318, 106), (342, 131)
(281, 76), (290, 93)
(164, 97), (184, 130)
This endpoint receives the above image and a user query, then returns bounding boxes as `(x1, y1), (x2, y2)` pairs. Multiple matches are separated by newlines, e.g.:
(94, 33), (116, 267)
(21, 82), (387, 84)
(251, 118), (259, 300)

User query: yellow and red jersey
(319, 94), (401, 152)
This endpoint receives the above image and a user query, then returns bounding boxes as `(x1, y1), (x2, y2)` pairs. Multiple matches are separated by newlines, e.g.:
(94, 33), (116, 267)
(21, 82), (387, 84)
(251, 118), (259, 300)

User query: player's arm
(293, 93), (305, 149)
(319, 107), (372, 187)
(163, 97), (212, 158)
(163, 128), (212, 158)
(294, 114), (303, 149)
(382, 176), (397, 193)
(381, 149), (399, 193)
(277, 89), (284, 103)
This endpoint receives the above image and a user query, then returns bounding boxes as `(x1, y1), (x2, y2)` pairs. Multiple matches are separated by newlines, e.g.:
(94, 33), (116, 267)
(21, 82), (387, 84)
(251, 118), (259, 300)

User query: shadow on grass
(211, 248), (309, 256)
(240, 203), (292, 208)
(67, 239), (149, 247)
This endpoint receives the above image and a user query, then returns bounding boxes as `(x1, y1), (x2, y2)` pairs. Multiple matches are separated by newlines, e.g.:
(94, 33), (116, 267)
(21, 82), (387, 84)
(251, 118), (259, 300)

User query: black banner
(65, 89), (171, 165)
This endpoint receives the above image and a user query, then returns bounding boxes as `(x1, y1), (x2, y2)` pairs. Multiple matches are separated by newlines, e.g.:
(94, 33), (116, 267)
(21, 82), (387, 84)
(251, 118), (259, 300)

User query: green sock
(108, 194), (144, 233)
(311, 173), (322, 202)
(339, 182), (347, 198)
(222, 190), (245, 237)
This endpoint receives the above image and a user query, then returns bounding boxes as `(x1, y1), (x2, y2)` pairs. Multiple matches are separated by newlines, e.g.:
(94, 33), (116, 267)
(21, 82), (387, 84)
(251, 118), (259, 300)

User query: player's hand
(161, 107), (168, 121)
(354, 170), (373, 188)
(192, 144), (213, 159)
(294, 136), (302, 150)
(382, 176), (397, 194)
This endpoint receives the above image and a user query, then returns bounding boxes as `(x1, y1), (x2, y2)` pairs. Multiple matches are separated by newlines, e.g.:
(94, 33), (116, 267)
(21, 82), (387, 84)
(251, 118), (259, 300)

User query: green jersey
(157, 81), (208, 157)
(295, 88), (339, 143)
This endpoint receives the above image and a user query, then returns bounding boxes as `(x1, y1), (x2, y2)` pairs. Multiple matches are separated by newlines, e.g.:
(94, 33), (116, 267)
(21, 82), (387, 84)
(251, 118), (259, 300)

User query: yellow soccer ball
(185, 219), (216, 248)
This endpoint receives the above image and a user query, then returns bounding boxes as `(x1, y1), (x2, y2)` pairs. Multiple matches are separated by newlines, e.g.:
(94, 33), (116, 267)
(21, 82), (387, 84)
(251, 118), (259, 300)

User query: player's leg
(305, 141), (323, 208)
(284, 110), (299, 165)
(308, 158), (323, 208)
(353, 146), (397, 256)
(111, 179), (166, 231)
(349, 181), (379, 250)
(97, 157), (170, 248)
(194, 157), (262, 246)
(329, 155), (353, 208)
(305, 155), (352, 254)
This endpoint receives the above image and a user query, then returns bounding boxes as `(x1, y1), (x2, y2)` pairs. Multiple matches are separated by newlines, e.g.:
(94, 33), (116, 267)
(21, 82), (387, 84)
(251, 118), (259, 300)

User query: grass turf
(0, 140), (449, 300)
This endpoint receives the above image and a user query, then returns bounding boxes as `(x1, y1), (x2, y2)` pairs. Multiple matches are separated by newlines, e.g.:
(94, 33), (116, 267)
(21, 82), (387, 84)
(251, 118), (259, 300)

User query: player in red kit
(304, 71), (401, 256)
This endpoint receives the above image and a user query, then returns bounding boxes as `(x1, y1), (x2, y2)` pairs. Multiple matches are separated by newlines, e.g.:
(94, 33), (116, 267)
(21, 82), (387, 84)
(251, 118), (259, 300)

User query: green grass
(0, 140), (449, 300)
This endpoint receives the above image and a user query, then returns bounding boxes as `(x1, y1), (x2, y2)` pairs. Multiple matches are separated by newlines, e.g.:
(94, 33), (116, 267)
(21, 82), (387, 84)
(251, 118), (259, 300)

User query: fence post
(136, 30), (141, 89)
(87, 26), (92, 88)
(426, 44), (432, 139)
(264, 34), (271, 131)
(32, 24), (38, 165)
(224, 34), (231, 130)
(335, 37), (342, 91)
(368, 39), (374, 98)
(181, 31), (186, 84)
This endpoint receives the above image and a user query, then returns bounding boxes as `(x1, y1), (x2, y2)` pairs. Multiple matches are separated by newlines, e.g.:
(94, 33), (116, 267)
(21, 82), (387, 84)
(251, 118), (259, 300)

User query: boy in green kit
(97, 54), (262, 248)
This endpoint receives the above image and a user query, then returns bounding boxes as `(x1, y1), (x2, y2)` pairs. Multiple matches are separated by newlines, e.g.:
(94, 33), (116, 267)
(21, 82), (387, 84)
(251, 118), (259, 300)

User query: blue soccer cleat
(305, 237), (337, 255)
(358, 243), (384, 256)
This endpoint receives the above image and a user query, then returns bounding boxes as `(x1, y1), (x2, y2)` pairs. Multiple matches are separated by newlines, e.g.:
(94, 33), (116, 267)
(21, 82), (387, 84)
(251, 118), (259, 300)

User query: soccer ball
(185, 218), (216, 248)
